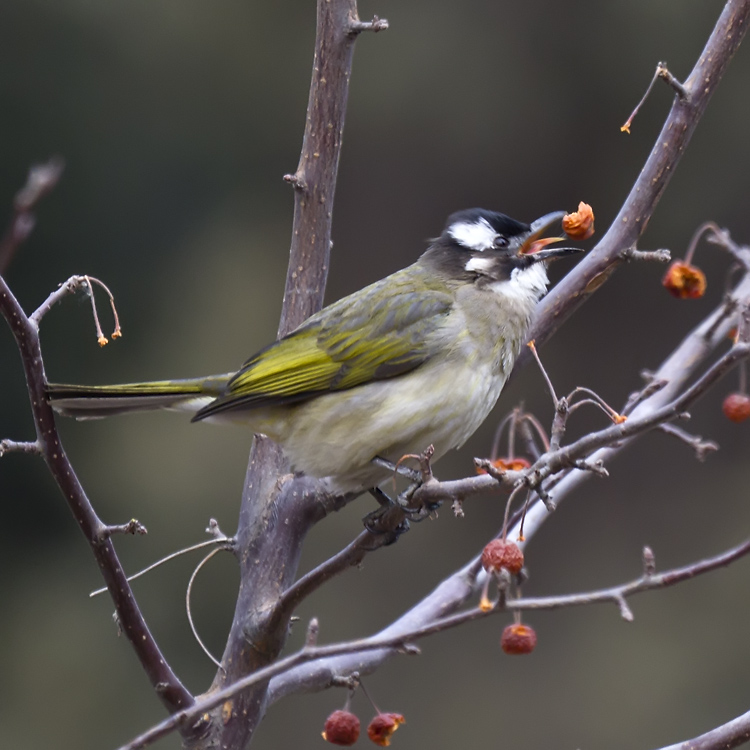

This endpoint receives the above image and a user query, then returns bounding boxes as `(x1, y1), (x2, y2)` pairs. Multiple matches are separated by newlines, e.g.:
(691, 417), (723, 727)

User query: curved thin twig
(89, 537), (231, 598)
(186, 548), (226, 670)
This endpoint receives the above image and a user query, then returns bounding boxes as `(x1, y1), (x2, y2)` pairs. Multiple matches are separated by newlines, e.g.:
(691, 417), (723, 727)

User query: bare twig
(1, 158), (194, 721)
(0, 439), (41, 457)
(620, 247), (672, 263)
(100, 519), (148, 539)
(643, 546), (656, 576)
(520, 412), (550, 455)
(522, 0), (750, 365)
(657, 423), (719, 461)
(89, 533), (233, 598)
(270, 529), (383, 626)
(0, 157), (64, 274)
(621, 62), (687, 134)
(622, 377), (669, 415)
(29, 275), (88, 327)
(120, 538), (750, 750)
(489, 410), (517, 462)
(706, 225), (750, 272)
(657, 62), (689, 99)
(509, 538), (750, 614)
(348, 14), (389, 34)
(654, 708), (750, 750)
(0, 263), (195, 719)
(501, 483), (528, 541)
(186, 548), (225, 669)
(527, 340), (558, 403)
(28, 274), (123, 347)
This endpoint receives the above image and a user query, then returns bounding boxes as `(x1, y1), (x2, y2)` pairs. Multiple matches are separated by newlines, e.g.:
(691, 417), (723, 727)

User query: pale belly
(232, 357), (509, 493)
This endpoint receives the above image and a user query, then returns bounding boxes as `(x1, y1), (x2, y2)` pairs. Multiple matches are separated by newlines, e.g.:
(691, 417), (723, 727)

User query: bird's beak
(520, 211), (583, 262)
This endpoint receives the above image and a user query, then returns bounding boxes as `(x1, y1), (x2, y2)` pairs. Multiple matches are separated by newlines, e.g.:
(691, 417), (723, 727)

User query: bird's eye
(494, 236), (509, 248)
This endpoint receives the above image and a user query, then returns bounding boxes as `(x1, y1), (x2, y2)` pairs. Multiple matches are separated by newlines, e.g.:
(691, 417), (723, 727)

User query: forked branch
(117, 537), (750, 750)
(0, 247), (195, 721)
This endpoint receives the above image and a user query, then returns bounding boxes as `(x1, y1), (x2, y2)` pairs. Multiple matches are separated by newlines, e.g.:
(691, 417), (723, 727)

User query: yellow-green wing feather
(194, 270), (453, 419)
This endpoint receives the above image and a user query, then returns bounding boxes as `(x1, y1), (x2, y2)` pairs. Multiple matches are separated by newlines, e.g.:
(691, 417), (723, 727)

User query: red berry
(722, 392), (750, 423)
(662, 261), (706, 299)
(323, 710), (360, 746)
(501, 623), (537, 655)
(481, 539), (524, 575)
(367, 713), (405, 746)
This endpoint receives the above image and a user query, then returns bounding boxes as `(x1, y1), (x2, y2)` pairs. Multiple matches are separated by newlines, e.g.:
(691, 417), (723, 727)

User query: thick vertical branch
(192, 3), (386, 749)
(279, 1), (367, 336)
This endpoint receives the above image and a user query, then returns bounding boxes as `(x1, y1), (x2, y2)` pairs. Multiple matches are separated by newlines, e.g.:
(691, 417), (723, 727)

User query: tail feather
(46, 375), (231, 419)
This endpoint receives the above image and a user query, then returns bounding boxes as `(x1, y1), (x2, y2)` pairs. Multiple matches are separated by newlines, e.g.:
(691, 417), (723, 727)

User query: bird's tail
(46, 375), (232, 419)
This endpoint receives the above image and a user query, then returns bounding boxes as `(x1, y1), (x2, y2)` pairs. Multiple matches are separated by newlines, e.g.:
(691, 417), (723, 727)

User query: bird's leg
(371, 455), (422, 483)
(368, 486), (392, 507)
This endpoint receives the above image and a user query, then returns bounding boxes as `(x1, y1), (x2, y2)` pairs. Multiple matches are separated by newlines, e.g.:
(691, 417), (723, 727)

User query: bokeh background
(1, 1), (750, 748)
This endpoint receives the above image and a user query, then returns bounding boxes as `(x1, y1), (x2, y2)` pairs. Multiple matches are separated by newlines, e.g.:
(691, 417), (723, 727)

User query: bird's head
(424, 208), (582, 298)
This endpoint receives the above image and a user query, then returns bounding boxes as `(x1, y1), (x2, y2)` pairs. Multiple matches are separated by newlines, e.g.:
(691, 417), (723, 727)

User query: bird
(47, 209), (582, 495)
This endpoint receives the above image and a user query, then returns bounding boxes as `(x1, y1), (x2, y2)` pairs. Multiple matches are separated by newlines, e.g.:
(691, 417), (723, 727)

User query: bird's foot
(365, 445), (441, 531)
(363, 501), (410, 544)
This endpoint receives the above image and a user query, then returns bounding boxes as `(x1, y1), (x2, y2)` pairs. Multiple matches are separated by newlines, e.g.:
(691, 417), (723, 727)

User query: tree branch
(198, 2), (388, 747)
(118, 537), (750, 750)
(521, 0), (750, 361)
(226, 0), (750, 724)
(408, 330), (750, 508)
(0, 277), (196, 721)
(270, 528), (389, 626)
(263, 268), (750, 704)
(0, 157), (63, 274)
(654, 709), (750, 750)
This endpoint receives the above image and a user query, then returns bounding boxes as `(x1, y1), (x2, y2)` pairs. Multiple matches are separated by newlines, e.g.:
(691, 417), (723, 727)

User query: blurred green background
(1, 1), (750, 748)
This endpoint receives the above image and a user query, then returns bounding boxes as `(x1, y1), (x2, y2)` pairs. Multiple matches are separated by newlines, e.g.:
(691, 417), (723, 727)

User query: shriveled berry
(662, 261), (707, 299)
(323, 710), (360, 746)
(476, 457), (531, 475)
(367, 713), (405, 746)
(481, 539), (524, 575)
(501, 623), (537, 655)
(562, 202), (595, 240)
(722, 392), (750, 423)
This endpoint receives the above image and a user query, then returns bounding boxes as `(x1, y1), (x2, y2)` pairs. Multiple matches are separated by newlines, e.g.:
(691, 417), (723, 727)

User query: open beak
(520, 211), (583, 262)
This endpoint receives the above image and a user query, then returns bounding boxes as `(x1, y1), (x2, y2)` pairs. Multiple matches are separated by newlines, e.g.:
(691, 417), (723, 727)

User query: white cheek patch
(449, 218), (498, 251)
(464, 256), (495, 273)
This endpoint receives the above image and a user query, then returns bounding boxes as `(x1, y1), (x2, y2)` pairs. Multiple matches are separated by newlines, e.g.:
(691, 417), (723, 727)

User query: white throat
(491, 263), (549, 305)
